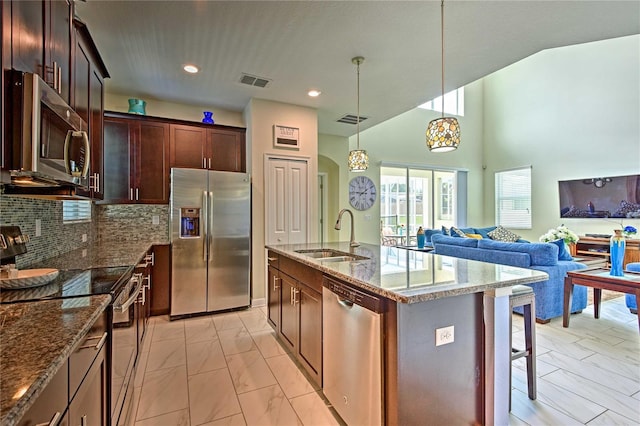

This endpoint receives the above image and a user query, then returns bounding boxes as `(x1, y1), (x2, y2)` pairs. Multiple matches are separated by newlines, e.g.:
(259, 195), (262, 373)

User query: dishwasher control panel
(323, 277), (384, 313)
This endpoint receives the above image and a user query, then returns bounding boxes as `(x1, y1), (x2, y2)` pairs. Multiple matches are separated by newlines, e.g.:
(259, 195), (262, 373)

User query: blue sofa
(431, 234), (588, 322)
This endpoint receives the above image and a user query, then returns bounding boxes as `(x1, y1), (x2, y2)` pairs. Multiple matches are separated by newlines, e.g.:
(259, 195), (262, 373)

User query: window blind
(495, 167), (532, 229)
(63, 200), (91, 223)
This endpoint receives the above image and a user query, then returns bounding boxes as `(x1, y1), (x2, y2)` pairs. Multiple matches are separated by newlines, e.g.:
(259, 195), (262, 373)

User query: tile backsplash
(0, 195), (169, 268)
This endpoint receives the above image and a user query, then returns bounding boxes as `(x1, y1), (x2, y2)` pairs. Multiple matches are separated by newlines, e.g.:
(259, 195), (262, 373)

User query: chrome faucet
(335, 208), (359, 247)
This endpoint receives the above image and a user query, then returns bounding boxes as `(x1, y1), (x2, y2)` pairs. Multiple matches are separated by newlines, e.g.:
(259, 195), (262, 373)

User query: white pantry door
(265, 157), (308, 245)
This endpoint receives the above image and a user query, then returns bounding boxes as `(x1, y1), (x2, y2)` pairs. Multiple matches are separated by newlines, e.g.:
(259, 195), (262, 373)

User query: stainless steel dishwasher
(322, 277), (384, 426)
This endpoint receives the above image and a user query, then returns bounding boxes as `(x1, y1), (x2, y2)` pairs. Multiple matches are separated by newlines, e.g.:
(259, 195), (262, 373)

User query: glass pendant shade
(348, 149), (369, 172)
(426, 116), (460, 152)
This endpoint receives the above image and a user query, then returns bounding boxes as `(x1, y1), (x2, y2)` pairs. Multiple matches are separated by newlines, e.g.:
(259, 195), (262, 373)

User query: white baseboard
(251, 298), (266, 308)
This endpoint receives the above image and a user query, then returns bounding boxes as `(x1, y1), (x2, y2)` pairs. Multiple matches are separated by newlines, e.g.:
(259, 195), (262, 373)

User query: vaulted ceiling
(75, 1), (640, 136)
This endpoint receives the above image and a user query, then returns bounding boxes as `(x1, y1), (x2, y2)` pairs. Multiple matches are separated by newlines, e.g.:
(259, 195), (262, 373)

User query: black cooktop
(0, 265), (134, 304)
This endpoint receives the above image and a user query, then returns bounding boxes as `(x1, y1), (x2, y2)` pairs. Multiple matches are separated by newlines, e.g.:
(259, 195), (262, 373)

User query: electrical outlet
(82, 233), (87, 243)
(435, 325), (454, 346)
(35, 219), (41, 237)
(152, 215), (160, 225)
(82, 249), (87, 257)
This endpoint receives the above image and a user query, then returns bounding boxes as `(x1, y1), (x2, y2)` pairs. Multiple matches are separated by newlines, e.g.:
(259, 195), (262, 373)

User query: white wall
(323, 79), (486, 244)
(105, 93), (245, 127)
(245, 99), (318, 303)
(482, 35), (640, 241)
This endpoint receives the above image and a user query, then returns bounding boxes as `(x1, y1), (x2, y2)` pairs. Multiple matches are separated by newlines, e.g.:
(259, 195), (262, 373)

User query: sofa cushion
(441, 225), (450, 236)
(424, 228), (442, 243)
(450, 226), (468, 237)
(548, 239), (573, 261)
(478, 239), (558, 266)
(487, 225), (521, 242)
(432, 234), (479, 247)
(473, 226), (497, 239)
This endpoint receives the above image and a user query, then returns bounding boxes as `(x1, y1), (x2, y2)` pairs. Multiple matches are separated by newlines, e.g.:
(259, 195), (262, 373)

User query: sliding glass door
(380, 166), (462, 244)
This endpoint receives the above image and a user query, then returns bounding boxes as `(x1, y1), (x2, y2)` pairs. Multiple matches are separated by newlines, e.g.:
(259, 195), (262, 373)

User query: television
(558, 174), (640, 219)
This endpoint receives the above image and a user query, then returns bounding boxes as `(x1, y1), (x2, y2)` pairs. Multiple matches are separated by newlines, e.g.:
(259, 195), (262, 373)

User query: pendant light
(426, 0), (460, 152)
(348, 56), (368, 172)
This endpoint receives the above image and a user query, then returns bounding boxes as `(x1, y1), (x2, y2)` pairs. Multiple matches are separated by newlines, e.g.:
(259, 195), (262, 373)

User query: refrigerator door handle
(203, 191), (208, 262)
(208, 190), (214, 263)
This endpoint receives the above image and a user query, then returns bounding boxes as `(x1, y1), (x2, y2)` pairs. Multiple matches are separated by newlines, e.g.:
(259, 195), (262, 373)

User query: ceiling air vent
(239, 73), (271, 88)
(337, 114), (368, 125)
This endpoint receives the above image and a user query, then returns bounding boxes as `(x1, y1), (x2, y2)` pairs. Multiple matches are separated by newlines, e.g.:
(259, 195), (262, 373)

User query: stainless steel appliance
(322, 276), (384, 426)
(170, 168), (251, 318)
(5, 70), (90, 188)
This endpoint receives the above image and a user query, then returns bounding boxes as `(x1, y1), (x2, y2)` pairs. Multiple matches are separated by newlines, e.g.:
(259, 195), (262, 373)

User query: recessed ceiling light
(308, 89), (321, 97)
(183, 64), (199, 74)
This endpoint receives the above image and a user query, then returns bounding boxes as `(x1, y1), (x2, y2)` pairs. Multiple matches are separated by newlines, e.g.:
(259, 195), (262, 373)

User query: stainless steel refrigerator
(170, 168), (251, 318)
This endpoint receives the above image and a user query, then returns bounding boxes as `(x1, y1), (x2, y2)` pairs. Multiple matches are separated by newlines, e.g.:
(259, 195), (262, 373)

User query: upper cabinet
(170, 124), (246, 172)
(102, 114), (170, 204)
(10, 0), (72, 103)
(72, 19), (109, 200)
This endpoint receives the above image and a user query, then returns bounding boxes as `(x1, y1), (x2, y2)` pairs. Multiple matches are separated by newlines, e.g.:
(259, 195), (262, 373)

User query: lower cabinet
(266, 251), (322, 386)
(18, 309), (108, 426)
(150, 244), (171, 316)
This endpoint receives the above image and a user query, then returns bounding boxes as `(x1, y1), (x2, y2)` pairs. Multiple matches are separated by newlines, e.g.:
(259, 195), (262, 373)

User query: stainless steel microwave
(6, 70), (90, 188)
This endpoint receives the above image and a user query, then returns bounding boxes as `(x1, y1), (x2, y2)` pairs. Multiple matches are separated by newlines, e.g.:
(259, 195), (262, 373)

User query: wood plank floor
(130, 297), (639, 425)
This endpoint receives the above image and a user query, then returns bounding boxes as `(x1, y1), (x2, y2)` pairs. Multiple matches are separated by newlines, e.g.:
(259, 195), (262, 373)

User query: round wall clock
(349, 176), (377, 211)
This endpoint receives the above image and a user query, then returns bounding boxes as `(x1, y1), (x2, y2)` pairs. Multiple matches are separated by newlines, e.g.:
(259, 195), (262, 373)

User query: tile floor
(130, 297), (639, 426)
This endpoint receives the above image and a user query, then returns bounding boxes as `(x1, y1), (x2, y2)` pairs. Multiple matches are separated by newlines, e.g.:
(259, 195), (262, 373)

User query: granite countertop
(0, 295), (111, 426)
(29, 239), (169, 271)
(266, 242), (549, 303)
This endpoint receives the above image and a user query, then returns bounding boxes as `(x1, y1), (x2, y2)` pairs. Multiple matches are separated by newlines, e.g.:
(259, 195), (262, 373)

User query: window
(418, 87), (464, 116)
(63, 200), (91, 223)
(495, 167), (532, 229)
(380, 166), (466, 244)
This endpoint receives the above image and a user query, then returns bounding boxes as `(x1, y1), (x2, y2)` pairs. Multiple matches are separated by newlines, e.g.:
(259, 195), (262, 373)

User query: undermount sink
(294, 249), (369, 262)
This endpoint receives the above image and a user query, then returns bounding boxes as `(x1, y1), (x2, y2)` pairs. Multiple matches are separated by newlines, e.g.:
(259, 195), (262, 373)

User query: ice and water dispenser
(180, 208), (201, 238)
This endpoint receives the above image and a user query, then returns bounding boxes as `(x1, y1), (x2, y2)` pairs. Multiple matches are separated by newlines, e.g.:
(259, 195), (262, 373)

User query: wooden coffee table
(563, 267), (640, 333)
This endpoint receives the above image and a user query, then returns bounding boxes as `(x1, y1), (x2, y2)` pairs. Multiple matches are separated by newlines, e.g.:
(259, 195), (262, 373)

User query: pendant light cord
(356, 59), (361, 150)
(440, 0), (445, 118)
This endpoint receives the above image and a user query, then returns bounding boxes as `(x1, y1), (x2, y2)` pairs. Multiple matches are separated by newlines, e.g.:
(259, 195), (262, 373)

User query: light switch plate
(435, 325), (455, 346)
(82, 233), (87, 243)
(35, 219), (41, 237)
(152, 215), (160, 225)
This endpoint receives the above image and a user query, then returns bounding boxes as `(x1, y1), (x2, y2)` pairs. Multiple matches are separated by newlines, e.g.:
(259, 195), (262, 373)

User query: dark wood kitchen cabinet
(72, 19), (109, 200)
(102, 113), (170, 204)
(266, 252), (322, 386)
(150, 244), (171, 316)
(170, 123), (246, 172)
(9, 0), (72, 102)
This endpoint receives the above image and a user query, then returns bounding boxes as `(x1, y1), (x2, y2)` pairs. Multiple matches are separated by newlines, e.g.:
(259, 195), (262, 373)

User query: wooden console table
(563, 267), (640, 333)
(574, 236), (640, 268)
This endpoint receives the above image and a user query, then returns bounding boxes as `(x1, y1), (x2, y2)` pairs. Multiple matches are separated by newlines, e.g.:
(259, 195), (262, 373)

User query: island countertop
(0, 295), (111, 426)
(266, 242), (548, 303)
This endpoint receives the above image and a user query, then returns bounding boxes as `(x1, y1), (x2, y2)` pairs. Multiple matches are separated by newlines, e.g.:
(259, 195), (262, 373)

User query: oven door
(111, 274), (143, 426)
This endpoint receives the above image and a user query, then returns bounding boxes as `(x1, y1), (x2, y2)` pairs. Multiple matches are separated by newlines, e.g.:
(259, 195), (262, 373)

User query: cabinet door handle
(52, 62), (58, 90)
(273, 276), (280, 291)
(293, 288), (299, 305)
(35, 411), (61, 426)
(203, 158), (206, 169)
(81, 414), (88, 426)
(267, 257), (277, 262)
(57, 66), (62, 94)
(96, 173), (100, 193)
(136, 188), (139, 200)
(130, 188), (134, 200)
(208, 158), (212, 169)
(290, 286), (294, 305)
(79, 331), (108, 351)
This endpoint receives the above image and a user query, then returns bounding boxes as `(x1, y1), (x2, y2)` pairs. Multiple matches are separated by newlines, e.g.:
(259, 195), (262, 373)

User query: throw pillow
(465, 233), (483, 239)
(487, 225), (521, 243)
(549, 239), (574, 261)
(450, 226), (467, 238)
(441, 225), (450, 236)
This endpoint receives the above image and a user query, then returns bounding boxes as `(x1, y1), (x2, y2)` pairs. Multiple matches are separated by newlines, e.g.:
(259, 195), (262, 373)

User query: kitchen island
(266, 242), (548, 425)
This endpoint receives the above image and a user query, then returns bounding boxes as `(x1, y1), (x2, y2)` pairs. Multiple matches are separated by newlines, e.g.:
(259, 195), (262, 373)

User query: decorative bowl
(0, 268), (60, 290)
